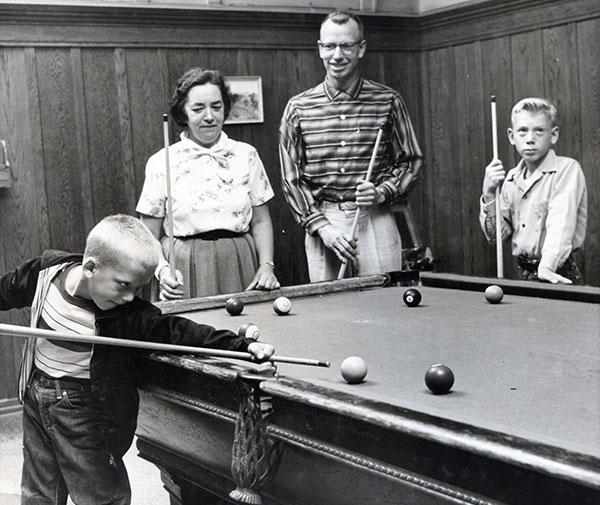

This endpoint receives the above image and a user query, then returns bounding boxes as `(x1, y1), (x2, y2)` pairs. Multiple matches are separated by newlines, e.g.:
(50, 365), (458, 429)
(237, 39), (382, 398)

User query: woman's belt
(177, 229), (243, 241)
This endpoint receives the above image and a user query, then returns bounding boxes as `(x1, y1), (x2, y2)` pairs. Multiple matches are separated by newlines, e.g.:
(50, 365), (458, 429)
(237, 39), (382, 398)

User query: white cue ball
(340, 356), (368, 384)
(273, 296), (292, 315)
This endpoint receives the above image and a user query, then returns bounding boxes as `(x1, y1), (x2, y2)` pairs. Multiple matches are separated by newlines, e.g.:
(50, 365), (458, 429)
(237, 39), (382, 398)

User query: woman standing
(137, 68), (279, 299)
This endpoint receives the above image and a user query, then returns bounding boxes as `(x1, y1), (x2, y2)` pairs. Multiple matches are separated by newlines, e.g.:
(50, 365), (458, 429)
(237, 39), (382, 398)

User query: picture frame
(224, 76), (264, 124)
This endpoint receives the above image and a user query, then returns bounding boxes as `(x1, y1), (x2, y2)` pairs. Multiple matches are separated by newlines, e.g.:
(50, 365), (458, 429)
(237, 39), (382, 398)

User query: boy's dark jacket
(0, 250), (253, 457)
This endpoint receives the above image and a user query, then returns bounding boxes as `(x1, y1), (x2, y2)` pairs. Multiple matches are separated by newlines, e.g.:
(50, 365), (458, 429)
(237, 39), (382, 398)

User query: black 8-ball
(425, 364), (455, 395)
(403, 288), (422, 307)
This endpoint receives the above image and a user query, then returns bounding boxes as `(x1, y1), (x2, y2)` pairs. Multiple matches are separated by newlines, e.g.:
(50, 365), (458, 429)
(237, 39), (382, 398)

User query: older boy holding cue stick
(479, 97), (587, 284)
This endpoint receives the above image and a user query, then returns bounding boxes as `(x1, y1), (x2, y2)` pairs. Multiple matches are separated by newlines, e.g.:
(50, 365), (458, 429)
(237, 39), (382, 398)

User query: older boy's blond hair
(511, 97), (558, 127)
(85, 214), (160, 272)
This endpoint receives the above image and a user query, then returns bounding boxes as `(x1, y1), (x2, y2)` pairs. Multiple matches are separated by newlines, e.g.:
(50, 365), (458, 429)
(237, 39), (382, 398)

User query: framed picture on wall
(224, 76), (264, 124)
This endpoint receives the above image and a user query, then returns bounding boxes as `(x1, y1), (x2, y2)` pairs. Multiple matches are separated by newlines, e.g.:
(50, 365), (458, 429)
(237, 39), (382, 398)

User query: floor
(0, 410), (170, 505)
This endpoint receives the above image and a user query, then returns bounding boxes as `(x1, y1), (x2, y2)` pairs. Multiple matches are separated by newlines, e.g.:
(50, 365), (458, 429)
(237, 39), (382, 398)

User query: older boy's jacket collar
(507, 148), (558, 182)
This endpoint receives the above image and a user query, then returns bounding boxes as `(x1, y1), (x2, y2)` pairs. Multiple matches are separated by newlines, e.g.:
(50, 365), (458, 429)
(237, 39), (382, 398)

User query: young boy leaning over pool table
(479, 97), (587, 284)
(0, 214), (274, 505)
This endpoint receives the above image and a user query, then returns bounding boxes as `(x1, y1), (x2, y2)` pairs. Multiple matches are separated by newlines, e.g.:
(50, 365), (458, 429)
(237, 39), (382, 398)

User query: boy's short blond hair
(85, 214), (160, 272)
(511, 97), (558, 127)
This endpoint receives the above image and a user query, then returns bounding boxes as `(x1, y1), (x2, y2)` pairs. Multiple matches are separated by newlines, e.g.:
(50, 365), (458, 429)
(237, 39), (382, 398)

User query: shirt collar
(509, 148), (558, 181)
(324, 76), (363, 101)
(180, 130), (229, 150)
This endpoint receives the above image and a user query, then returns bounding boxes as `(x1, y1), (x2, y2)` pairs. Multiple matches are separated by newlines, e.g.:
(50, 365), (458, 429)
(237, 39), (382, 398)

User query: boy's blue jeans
(21, 370), (131, 505)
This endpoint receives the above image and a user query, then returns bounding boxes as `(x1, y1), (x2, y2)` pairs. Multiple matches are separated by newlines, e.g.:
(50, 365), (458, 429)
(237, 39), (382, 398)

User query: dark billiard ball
(425, 364), (454, 395)
(237, 323), (260, 340)
(340, 356), (368, 384)
(226, 297), (244, 316)
(403, 288), (422, 307)
(273, 296), (292, 315)
(485, 285), (504, 304)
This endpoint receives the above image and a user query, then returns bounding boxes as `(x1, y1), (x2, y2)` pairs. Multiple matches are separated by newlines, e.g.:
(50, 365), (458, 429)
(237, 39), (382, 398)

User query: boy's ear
(551, 125), (559, 145)
(82, 257), (98, 278)
(507, 127), (515, 145)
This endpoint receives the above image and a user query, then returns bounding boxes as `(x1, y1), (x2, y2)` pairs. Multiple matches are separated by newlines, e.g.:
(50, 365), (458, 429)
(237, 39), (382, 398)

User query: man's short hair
(85, 214), (160, 272)
(321, 11), (365, 41)
(511, 97), (558, 127)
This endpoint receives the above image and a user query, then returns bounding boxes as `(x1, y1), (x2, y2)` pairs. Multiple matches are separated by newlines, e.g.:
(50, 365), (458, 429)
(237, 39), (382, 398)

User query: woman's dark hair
(169, 68), (233, 127)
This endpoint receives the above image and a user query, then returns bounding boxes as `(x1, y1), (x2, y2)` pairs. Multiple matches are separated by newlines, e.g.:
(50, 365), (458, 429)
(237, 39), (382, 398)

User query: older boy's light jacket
(479, 149), (587, 272)
(0, 250), (253, 457)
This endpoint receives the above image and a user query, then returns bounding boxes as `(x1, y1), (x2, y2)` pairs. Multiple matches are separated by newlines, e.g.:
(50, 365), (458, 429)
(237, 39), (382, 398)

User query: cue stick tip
(491, 95), (496, 102)
(163, 113), (168, 121)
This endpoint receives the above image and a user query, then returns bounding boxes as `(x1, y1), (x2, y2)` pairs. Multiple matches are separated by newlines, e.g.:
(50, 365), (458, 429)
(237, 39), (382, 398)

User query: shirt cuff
(377, 184), (392, 205)
(480, 195), (496, 215)
(539, 253), (561, 273)
(306, 214), (330, 236)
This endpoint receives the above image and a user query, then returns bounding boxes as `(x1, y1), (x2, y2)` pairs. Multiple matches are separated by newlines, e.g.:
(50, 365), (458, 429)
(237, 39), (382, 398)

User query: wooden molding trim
(0, 4), (416, 49)
(0, 0), (597, 48)
(418, 0), (600, 50)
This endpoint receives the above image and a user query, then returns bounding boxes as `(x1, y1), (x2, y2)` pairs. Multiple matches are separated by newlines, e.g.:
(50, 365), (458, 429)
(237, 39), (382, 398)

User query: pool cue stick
(0, 323), (330, 368)
(490, 96), (504, 278)
(163, 114), (176, 278)
(337, 124), (385, 280)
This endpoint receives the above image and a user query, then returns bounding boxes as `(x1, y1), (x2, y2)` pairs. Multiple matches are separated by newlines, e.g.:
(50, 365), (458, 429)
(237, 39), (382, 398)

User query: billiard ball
(403, 288), (422, 307)
(226, 297), (244, 316)
(273, 296), (292, 315)
(340, 356), (368, 384)
(485, 285), (504, 304)
(425, 364), (454, 395)
(237, 323), (260, 340)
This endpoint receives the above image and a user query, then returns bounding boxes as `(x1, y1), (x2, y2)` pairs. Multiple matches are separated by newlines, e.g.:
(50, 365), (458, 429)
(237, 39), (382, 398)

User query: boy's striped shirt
(34, 264), (96, 379)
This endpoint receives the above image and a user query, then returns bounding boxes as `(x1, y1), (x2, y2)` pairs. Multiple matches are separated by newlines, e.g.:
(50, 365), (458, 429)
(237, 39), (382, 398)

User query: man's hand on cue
(355, 180), (381, 207)
(318, 224), (357, 264)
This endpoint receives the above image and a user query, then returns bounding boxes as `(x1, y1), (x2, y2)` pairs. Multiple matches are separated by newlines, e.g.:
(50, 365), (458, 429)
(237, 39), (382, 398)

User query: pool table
(135, 272), (600, 505)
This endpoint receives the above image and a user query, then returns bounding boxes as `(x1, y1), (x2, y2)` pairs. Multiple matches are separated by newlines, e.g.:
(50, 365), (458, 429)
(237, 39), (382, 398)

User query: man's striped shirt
(279, 76), (423, 234)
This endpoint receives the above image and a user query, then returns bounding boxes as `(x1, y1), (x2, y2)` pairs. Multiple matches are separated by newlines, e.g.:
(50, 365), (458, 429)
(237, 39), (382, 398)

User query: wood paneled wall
(0, 0), (597, 405)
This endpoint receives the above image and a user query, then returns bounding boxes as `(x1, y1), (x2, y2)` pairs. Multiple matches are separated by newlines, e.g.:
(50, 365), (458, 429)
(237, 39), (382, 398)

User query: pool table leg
(229, 380), (282, 503)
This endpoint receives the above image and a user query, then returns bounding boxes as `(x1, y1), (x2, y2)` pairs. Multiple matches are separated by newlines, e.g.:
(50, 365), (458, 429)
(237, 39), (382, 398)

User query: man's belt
(320, 200), (358, 211)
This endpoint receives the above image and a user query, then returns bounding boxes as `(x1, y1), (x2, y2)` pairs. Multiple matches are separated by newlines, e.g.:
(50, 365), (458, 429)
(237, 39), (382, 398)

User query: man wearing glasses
(279, 11), (423, 282)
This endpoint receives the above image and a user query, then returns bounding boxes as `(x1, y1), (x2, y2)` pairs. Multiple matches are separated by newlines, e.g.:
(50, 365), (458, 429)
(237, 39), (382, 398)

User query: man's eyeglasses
(318, 40), (363, 54)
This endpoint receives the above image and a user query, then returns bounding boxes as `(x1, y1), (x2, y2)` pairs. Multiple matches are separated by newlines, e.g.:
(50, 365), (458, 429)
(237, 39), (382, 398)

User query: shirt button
(340, 114), (346, 120)
(340, 167), (346, 173)
(523, 195), (528, 199)
(340, 140), (346, 147)
(522, 223), (526, 228)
